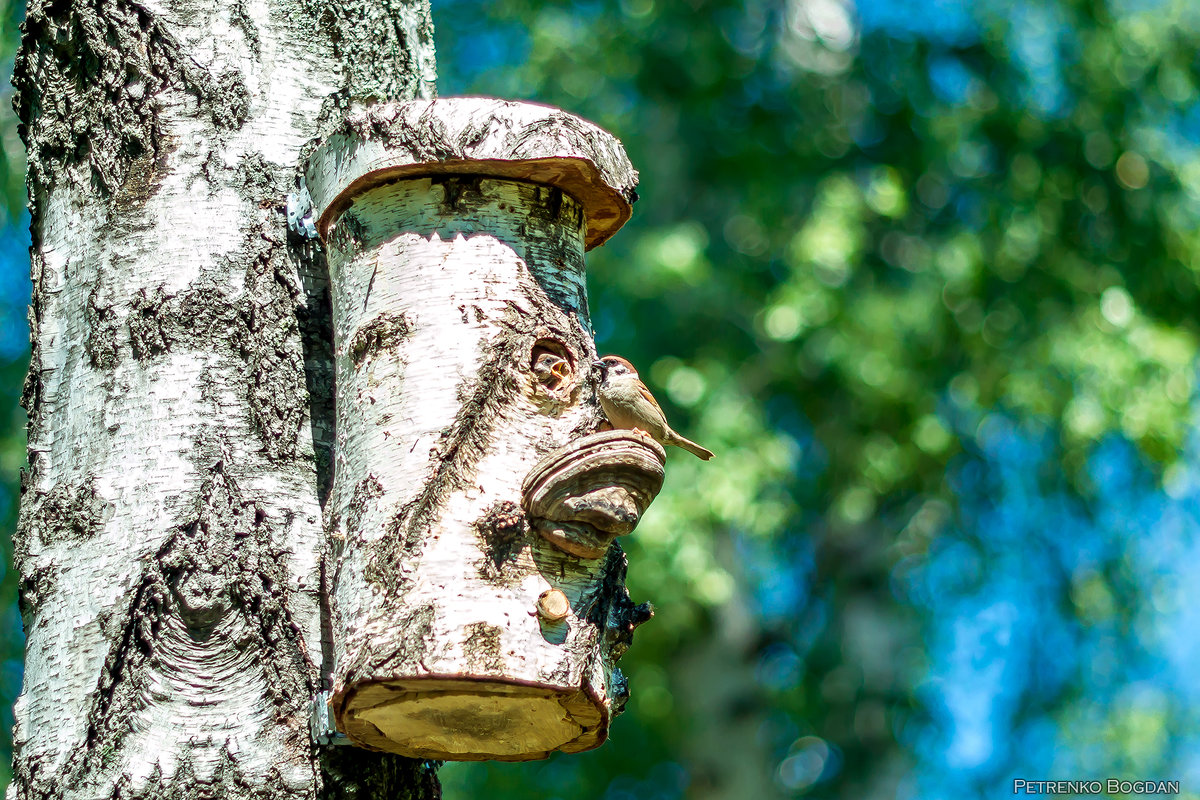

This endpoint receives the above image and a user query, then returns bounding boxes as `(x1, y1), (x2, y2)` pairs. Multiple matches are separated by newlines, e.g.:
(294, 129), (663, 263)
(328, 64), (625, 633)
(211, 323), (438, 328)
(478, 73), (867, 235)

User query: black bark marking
(463, 622), (503, 673)
(365, 603), (436, 680)
(86, 285), (120, 369)
(515, 188), (587, 314)
(346, 474), (384, 534)
(13, 0), (250, 212)
(229, 0), (262, 59)
(234, 152), (277, 203)
(22, 252), (47, 437)
(19, 347), (43, 435)
(349, 312), (411, 368)
(473, 500), (529, 585)
(582, 544), (628, 630)
(209, 70), (252, 130)
(16, 562), (57, 627)
(236, 227), (308, 460)
(31, 478), (110, 546)
(128, 285), (173, 359)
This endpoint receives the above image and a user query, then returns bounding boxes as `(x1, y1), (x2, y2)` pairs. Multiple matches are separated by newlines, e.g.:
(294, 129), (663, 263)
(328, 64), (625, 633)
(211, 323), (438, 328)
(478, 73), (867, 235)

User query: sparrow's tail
(671, 433), (715, 461)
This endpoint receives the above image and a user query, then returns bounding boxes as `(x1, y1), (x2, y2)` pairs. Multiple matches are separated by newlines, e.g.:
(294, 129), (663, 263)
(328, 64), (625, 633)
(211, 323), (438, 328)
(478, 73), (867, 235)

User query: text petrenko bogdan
(1013, 780), (1180, 795)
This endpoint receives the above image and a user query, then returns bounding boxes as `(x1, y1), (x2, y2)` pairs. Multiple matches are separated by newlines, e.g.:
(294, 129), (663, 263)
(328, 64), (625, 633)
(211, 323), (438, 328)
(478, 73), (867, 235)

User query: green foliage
(0, 0), (24, 223)
(434, 0), (1200, 797)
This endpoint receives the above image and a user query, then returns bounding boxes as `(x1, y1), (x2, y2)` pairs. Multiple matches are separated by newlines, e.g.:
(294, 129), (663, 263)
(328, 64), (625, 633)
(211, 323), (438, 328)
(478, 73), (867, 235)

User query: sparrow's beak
(591, 360), (607, 371)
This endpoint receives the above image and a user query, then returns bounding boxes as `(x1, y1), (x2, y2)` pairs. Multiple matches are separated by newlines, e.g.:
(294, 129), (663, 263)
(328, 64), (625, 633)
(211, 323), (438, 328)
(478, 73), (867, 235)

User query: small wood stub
(335, 678), (607, 761)
(537, 588), (571, 621)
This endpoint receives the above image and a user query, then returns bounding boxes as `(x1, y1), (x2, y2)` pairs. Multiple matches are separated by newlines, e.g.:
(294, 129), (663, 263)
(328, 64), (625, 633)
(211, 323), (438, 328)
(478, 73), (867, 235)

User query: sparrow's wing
(637, 381), (666, 418)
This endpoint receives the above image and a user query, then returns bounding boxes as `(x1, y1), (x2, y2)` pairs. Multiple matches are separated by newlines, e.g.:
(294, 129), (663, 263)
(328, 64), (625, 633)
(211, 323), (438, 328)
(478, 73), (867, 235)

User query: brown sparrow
(593, 355), (715, 460)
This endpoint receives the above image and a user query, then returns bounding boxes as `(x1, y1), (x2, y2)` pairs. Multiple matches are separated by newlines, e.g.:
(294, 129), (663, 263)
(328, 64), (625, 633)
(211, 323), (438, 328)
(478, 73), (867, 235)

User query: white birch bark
(8, 0), (442, 795)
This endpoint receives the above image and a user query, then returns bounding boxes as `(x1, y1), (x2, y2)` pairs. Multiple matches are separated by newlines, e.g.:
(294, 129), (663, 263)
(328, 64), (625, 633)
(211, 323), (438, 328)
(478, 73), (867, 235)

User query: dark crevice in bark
(290, 229), (336, 501)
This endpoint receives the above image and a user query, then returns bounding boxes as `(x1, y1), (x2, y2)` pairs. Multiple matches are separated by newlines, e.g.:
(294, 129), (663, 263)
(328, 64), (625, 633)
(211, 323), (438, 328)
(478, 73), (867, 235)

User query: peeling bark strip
(10, 0), (437, 793)
(308, 98), (653, 761)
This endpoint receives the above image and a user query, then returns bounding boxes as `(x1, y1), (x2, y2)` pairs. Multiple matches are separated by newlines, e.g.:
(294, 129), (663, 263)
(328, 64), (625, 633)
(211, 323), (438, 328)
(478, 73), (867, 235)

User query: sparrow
(532, 351), (570, 389)
(593, 355), (715, 461)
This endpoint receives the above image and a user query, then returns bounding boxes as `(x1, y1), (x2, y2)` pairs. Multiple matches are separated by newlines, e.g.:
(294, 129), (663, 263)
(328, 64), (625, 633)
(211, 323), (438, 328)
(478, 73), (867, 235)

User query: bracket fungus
(522, 430), (666, 559)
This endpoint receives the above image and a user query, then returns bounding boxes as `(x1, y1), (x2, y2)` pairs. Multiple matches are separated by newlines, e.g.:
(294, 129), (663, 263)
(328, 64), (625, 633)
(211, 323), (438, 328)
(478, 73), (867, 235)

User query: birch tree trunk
(7, 0), (445, 795)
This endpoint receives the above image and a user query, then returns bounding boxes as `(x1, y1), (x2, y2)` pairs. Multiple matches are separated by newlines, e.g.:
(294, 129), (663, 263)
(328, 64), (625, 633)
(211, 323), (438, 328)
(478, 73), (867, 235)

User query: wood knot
(521, 430), (666, 559)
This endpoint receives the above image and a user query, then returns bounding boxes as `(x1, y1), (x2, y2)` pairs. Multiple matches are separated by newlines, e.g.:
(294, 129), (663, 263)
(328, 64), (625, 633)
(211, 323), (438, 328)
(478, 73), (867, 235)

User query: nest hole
(530, 339), (575, 393)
